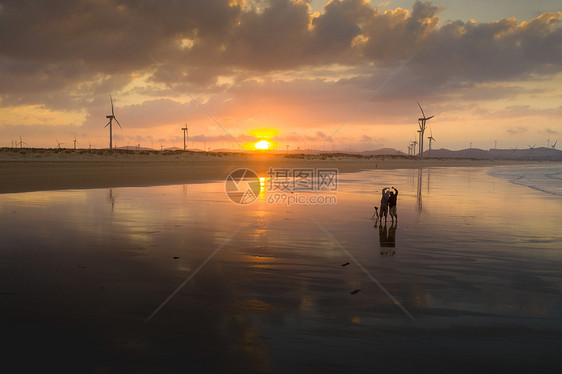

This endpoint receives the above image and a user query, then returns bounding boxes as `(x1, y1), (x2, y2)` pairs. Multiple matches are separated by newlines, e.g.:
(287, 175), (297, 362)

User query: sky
(0, 0), (561, 152)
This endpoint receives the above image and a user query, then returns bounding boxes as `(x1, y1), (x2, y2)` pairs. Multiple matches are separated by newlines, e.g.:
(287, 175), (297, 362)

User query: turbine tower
(416, 102), (434, 160)
(105, 94), (122, 150)
(181, 123), (188, 151)
(427, 129), (435, 156)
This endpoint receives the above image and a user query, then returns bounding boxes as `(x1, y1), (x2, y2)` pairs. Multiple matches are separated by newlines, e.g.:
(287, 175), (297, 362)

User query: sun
(254, 140), (271, 150)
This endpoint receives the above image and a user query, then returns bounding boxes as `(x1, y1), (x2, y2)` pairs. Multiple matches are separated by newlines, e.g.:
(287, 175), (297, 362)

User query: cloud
(0, 1), (561, 150)
(2, 0), (560, 104)
(506, 126), (528, 135)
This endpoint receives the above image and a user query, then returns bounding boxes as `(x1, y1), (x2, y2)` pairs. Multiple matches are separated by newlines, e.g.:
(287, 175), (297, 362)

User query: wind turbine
(55, 139), (64, 149)
(427, 128), (435, 156)
(528, 144), (536, 150)
(17, 136), (27, 149)
(412, 138), (418, 157)
(551, 140), (557, 149)
(416, 102), (434, 160)
(104, 94), (122, 150)
(181, 123), (188, 151)
(73, 137), (78, 150)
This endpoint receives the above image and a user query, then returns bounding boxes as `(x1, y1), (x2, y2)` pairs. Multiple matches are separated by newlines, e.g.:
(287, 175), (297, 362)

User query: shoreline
(0, 149), (554, 194)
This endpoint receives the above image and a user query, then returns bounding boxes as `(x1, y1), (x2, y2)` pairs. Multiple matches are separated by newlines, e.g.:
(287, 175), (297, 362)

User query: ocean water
(488, 164), (562, 196)
(0, 165), (561, 372)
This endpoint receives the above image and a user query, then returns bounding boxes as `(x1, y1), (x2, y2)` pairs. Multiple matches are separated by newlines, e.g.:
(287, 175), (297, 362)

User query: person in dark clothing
(379, 187), (391, 223)
(388, 187), (398, 222)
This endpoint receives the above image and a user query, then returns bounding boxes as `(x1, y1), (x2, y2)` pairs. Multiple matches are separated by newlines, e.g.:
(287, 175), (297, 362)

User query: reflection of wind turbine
(416, 168), (423, 213)
(105, 94), (122, 150)
(427, 128), (435, 156)
(416, 102), (434, 160)
(56, 139), (64, 149)
(108, 189), (116, 212)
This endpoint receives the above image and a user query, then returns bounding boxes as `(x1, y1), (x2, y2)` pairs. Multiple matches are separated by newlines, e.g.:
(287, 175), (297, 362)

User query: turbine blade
(110, 94), (114, 116)
(114, 117), (122, 129)
(417, 101), (426, 118)
(426, 115), (435, 120)
(105, 120), (111, 127)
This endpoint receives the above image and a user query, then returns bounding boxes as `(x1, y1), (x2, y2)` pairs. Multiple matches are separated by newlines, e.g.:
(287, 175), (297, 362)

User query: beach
(0, 148), (539, 193)
(1, 150), (561, 372)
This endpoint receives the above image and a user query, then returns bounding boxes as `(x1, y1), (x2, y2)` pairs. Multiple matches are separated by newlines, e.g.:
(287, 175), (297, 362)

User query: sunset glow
(0, 1), (560, 151)
(254, 140), (271, 150)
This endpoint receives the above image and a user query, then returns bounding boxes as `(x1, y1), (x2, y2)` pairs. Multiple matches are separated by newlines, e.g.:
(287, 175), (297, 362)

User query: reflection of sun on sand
(0, 148), (538, 194)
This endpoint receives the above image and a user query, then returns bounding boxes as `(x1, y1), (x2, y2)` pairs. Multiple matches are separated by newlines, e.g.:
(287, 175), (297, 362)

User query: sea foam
(489, 165), (562, 196)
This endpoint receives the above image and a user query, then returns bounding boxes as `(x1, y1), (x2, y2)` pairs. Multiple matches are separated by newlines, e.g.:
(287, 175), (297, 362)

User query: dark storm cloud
(0, 0), (243, 104)
(415, 12), (562, 84)
(0, 0), (561, 112)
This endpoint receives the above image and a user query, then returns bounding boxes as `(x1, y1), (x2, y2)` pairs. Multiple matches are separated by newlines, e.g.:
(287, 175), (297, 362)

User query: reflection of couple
(378, 222), (397, 250)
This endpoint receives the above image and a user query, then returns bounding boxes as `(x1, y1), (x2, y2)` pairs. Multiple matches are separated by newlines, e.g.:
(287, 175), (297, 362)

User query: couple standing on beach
(379, 187), (398, 223)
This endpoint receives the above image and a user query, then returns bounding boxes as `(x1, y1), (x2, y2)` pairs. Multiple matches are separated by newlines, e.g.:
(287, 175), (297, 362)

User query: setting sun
(254, 140), (271, 150)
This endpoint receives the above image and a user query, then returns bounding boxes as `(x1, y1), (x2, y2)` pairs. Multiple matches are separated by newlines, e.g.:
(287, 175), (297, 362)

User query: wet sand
(0, 148), (534, 193)
(0, 166), (561, 372)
